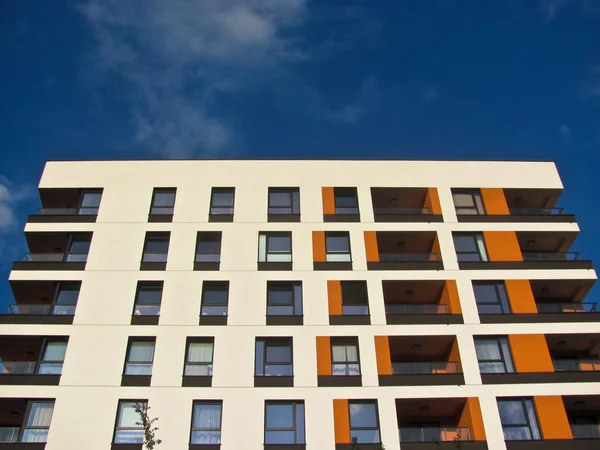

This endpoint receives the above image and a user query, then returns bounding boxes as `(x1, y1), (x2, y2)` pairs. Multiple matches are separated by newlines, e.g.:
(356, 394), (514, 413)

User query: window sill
(199, 315), (228, 326)
(0, 314), (74, 325)
(208, 214), (233, 223)
(457, 213), (576, 224)
(254, 376), (294, 387)
(313, 262), (353, 271)
(335, 443), (385, 450)
(131, 315), (159, 325)
(0, 443), (48, 450)
(268, 214), (301, 222)
(0, 374), (61, 386)
(329, 315), (371, 325)
(481, 372), (600, 384)
(457, 261), (594, 270)
(373, 213), (444, 223)
(194, 262), (220, 271)
(323, 214), (361, 222)
(264, 445), (306, 450)
(367, 261), (444, 271)
(148, 214), (173, 223)
(505, 440), (589, 450)
(182, 375), (212, 387)
(386, 314), (464, 325)
(12, 261), (86, 271)
(111, 444), (143, 450)
(121, 375), (152, 386)
(378, 373), (465, 386)
(318, 375), (362, 387)
(258, 262), (293, 271)
(189, 445), (221, 450)
(139, 262), (167, 271)
(266, 315), (303, 326)
(28, 213), (97, 223)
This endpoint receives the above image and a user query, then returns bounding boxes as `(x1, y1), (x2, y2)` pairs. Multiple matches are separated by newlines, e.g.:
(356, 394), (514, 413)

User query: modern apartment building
(0, 159), (598, 450)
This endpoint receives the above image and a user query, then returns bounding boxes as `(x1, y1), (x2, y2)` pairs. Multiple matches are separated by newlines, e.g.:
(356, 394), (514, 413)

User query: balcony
(548, 334), (600, 383)
(517, 231), (593, 270)
(531, 279), (600, 323)
(383, 280), (463, 324)
(12, 232), (92, 271)
(0, 398), (54, 448)
(0, 336), (66, 386)
(396, 398), (488, 450)
(0, 281), (79, 325)
(365, 231), (443, 270)
(378, 336), (464, 386)
(27, 188), (102, 223)
(505, 188), (575, 223)
(370, 188), (443, 222)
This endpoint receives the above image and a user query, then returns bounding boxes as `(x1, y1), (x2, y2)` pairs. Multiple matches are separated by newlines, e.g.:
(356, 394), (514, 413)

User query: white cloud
(539, 0), (573, 21)
(0, 183), (15, 231)
(326, 77), (379, 125)
(559, 123), (572, 141)
(78, 0), (309, 156)
(423, 87), (440, 105)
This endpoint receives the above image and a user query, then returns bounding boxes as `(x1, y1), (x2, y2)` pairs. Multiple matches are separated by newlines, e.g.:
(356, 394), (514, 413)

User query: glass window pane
(336, 196), (358, 207)
(267, 305), (295, 315)
(43, 341), (67, 361)
(26, 403), (54, 427)
(153, 192), (175, 207)
(266, 404), (294, 428)
(145, 239), (168, 253)
(351, 429), (380, 444)
(295, 403), (305, 444)
(191, 430), (221, 444)
(479, 361), (507, 373)
(326, 235), (349, 252)
(503, 427), (532, 441)
(267, 236), (291, 252)
(137, 288), (162, 305)
(69, 240), (90, 253)
(192, 403), (221, 429)
(56, 288), (79, 305)
(268, 289), (293, 305)
(255, 341), (264, 376)
(212, 192), (233, 206)
(81, 192), (102, 208)
(453, 193), (475, 208)
(264, 364), (293, 376)
(265, 431), (295, 444)
(293, 284), (303, 315)
(21, 429), (50, 443)
(197, 241), (220, 253)
(118, 402), (142, 427)
(453, 235), (477, 252)
(350, 403), (377, 428)
(265, 345), (291, 363)
(187, 342), (213, 363)
(270, 192), (292, 207)
(499, 401), (526, 425)
(203, 290), (228, 305)
(524, 400), (541, 440)
(473, 284), (500, 303)
(128, 342), (154, 362)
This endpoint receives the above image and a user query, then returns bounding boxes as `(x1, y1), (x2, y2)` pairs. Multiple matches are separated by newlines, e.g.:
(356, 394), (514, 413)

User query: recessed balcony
(549, 334), (600, 383)
(27, 188), (102, 223)
(12, 232), (91, 271)
(505, 188), (575, 223)
(365, 231), (443, 270)
(531, 279), (599, 323)
(370, 188), (443, 222)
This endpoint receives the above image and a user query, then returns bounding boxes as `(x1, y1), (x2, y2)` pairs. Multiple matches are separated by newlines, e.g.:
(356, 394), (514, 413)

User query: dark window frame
(200, 281), (229, 317)
(123, 337), (156, 376)
(190, 400), (223, 445)
(341, 280), (369, 315)
(331, 337), (361, 376)
(334, 187), (360, 214)
(348, 400), (382, 444)
(37, 338), (68, 375)
(149, 188), (176, 216)
(195, 232), (222, 262)
(473, 281), (511, 314)
(498, 398), (541, 441)
(18, 400), (55, 443)
(264, 400), (305, 445)
(474, 336), (515, 373)
(258, 232), (293, 263)
(255, 337), (294, 377)
(133, 281), (163, 317)
(453, 232), (488, 262)
(65, 233), (92, 262)
(210, 188), (235, 215)
(268, 188), (300, 215)
(51, 282), (80, 315)
(141, 232), (170, 262)
(266, 281), (303, 317)
(184, 337), (214, 376)
(113, 399), (146, 444)
(77, 189), (103, 215)
(452, 189), (486, 215)
(325, 231), (352, 262)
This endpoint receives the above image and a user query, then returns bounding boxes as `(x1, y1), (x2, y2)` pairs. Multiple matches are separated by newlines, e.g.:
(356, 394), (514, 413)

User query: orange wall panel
(509, 335), (554, 373)
(459, 398), (487, 441)
(505, 280), (538, 314)
(425, 188), (443, 215)
(316, 336), (332, 376)
(322, 187), (336, 215)
(448, 339), (463, 372)
(431, 235), (442, 261)
(439, 280), (462, 314)
(333, 399), (351, 444)
(312, 231), (326, 262)
(534, 396), (573, 440)
(327, 281), (343, 316)
(483, 231), (523, 262)
(374, 336), (392, 375)
(480, 188), (509, 215)
(364, 231), (380, 262)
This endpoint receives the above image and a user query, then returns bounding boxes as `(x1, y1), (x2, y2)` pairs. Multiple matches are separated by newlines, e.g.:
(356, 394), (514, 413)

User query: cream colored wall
(0, 160), (598, 450)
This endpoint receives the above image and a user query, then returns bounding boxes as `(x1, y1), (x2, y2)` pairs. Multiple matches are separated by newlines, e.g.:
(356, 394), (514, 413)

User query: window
(21, 401), (54, 443)
(78, 190), (102, 215)
(326, 232), (352, 262)
(210, 188), (235, 215)
(150, 188), (176, 215)
(133, 282), (162, 316)
(124, 339), (155, 375)
(473, 282), (511, 314)
(66, 236), (91, 262)
(334, 188), (359, 214)
(255, 338), (293, 376)
(53, 283), (79, 315)
(332, 339), (360, 376)
(453, 189), (485, 215)
(341, 281), (369, 315)
(191, 402), (222, 445)
(475, 337), (515, 373)
(185, 339), (214, 376)
(268, 188), (300, 215)
(453, 233), (488, 262)
(498, 399), (541, 441)
(201, 282), (229, 316)
(349, 401), (381, 444)
(114, 401), (145, 444)
(37, 340), (67, 374)
(195, 232), (222, 262)
(267, 282), (302, 316)
(142, 232), (170, 262)
(264, 401), (305, 445)
(258, 232), (292, 262)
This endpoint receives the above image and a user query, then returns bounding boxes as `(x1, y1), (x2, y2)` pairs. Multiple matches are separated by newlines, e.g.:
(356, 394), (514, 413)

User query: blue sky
(0, 0), (599, 305)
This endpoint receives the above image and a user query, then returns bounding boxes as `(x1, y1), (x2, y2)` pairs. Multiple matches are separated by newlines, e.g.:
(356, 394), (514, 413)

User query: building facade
(0, 159), (599, 450)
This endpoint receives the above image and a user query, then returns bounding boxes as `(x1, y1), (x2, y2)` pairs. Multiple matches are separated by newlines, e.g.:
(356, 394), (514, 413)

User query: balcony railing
(385, 304), (449, 315)
(509, 207), (564, 216)
(4, 303), (76, 315)
(399, 427), (471, 443)
(536, 302), (598, 313)
(522, 252), (580, 262)
(571, 424), (600, 439)
(373, 207), (431, 215)
(0, 427), (19, 443)
(37, 207), (99, 215)
(553, 359), (600, 372)
(379, 253), (439, 262)
(392, 361), (460, 375)
(22, 252), (88, 263)
(0, 361), (36, 375)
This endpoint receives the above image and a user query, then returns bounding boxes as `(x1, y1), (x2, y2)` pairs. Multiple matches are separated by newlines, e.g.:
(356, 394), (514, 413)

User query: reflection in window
(200, 282), (229, 316)
(191, 402), (222, 444)
(325, 232), (352, 262)
(114, 401), (145, 444)
(255, 338), (293, 376)
(264, 401), (305, 444)
(473, 282), (511, 314)
(349, 401), (381, 444)
(259, 232), (292, 262)
(268, 188), (300, 215)
(475, 337), (515, 373)
(498, 398), (541, 441)
(453, 233), (488, 262)
(267, 282), (302, 316)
